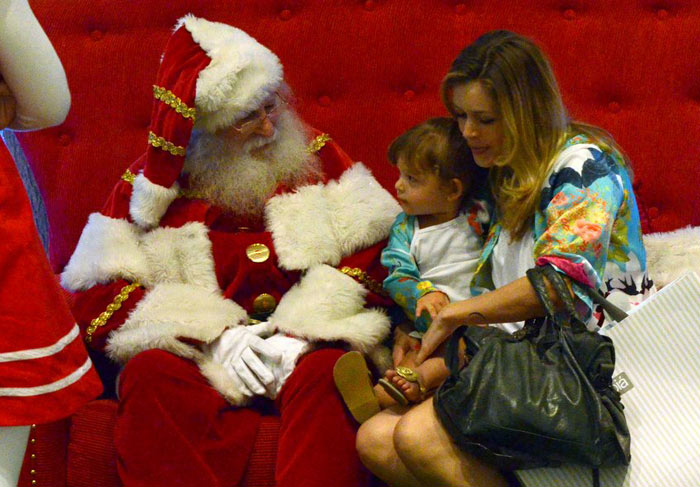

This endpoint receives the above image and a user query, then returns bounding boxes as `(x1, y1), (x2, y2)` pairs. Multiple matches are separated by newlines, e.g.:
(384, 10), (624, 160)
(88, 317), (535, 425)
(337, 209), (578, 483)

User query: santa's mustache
(182, 110), (321, 217)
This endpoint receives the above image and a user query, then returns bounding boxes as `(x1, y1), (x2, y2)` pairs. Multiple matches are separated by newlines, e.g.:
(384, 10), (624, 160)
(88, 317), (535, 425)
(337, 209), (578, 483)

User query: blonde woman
(356, 30), (650, 487)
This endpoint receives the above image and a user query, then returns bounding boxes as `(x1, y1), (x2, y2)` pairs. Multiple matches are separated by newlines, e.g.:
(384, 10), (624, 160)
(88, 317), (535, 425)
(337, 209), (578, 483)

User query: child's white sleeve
(0, 0), (70, 131)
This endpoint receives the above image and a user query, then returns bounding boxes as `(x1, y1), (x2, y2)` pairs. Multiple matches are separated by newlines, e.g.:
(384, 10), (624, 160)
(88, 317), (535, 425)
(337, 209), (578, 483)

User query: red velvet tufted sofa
(6, 1), (700, 486)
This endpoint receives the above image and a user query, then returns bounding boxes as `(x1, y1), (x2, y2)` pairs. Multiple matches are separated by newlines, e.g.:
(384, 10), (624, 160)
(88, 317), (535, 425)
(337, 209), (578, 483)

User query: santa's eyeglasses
(231, 92), (287, 134)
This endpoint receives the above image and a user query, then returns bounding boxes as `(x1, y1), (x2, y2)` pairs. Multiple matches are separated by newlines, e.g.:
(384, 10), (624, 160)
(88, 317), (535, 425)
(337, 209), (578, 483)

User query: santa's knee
(287, 347), (346, 391)
(118, 349), (195, 398)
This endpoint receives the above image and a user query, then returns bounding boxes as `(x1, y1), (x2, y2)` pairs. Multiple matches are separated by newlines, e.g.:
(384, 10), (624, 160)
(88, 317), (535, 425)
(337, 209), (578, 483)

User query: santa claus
(61, 14), (400, 487)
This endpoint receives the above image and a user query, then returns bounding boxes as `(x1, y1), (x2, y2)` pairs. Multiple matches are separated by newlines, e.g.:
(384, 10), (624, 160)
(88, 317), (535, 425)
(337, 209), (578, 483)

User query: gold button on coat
(253, 293), (277, 314)
(246, 243), (270, 263)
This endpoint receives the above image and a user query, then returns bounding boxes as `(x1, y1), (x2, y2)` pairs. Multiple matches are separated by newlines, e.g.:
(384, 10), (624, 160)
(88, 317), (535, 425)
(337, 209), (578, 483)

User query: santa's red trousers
(115, 347), (369, 487)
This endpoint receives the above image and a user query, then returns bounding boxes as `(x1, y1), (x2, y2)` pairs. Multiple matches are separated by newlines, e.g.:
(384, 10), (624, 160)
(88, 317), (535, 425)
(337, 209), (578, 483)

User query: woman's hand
(416, 291), (450, 322)
(392, 322), (420, 367)
(0, 81), (17, 129)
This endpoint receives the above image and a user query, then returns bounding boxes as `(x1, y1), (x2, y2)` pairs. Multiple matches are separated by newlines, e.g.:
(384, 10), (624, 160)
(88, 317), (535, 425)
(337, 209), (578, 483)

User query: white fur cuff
(139, 222), (219, 290)
(266, 184), (340, 269)
(270, 265), (391, 351)
(326, 163), (401, 257)
(106, 283), (246, 363)
(61, 213), (149, 292)
(266, 163), (400, 271)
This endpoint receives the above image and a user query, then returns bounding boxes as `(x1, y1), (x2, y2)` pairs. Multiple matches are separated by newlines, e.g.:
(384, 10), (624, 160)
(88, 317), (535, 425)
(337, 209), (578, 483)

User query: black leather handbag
(433, 265), (631, 482)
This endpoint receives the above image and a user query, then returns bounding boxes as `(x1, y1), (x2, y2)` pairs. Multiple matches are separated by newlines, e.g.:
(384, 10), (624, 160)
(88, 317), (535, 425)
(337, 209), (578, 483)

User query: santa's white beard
(183, 110), (322, 218)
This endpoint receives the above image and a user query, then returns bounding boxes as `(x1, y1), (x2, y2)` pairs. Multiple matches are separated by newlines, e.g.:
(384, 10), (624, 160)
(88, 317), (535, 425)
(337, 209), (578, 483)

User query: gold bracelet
(85, 282), (141, 343)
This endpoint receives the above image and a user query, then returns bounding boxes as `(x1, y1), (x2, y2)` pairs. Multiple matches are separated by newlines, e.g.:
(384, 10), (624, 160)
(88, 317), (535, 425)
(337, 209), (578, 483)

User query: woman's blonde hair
(441, 30), (628, 239)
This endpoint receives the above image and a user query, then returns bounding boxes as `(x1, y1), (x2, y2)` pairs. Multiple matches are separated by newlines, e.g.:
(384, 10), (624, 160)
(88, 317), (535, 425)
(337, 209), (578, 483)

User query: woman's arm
(416, 276), (546, 363)
(0, 0), (70, 130)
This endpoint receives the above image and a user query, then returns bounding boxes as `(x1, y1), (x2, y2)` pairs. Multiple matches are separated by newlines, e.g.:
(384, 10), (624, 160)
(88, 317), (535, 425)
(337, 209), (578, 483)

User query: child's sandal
(333, 351), (380, 423)
(377, 378), (409, 406)
(395, 366), (428, 402)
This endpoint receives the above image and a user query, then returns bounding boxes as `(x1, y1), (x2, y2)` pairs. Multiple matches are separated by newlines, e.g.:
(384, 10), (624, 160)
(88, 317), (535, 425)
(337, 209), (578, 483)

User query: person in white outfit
(0, 1), (101, 485)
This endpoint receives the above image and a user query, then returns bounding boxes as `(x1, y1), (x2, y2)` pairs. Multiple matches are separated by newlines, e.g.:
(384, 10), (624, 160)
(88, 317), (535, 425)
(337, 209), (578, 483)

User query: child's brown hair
(388, 117), (479, 203)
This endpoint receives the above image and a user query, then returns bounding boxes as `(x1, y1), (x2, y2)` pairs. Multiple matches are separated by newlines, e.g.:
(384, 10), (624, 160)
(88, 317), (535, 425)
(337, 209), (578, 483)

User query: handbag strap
(525, 267), (561, 319)
(588, 287), (629, 323)
(527, 265), (629, 325)
(444, 325), (468, 375)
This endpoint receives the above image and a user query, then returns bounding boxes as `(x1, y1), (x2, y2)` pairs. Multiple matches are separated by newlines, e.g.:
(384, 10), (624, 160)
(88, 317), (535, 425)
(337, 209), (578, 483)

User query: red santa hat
(130, 14), (283, 228)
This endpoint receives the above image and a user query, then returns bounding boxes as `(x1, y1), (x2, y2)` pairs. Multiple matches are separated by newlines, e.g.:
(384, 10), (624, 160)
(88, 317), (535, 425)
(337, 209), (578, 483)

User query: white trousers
(0, 426), (29, 487)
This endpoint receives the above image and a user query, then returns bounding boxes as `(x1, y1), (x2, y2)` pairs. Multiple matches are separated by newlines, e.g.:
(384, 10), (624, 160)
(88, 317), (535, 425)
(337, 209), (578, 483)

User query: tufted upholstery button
(608, 101), (621, 113)
(454, 3), (467, 15)
(648, 206), (660, 219)
(90, 29), (104, 41)
(318, 95), (331, 107)
(656, 8), (669, 19)
(403, 90), (415, 101)
(58, 134), (71, 146)
(562, 8), (576, 20)
(279, 9), (292, 21)
(363, 0), (376, 11)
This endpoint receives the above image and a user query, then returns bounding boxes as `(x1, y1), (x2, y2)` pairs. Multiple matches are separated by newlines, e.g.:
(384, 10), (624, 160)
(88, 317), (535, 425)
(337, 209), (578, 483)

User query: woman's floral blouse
(471, 135), (653, 326)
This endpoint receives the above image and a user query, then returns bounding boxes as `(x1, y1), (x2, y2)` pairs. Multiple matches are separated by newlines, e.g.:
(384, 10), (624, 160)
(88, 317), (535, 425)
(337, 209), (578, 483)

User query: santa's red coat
(62, 129), (399, 404)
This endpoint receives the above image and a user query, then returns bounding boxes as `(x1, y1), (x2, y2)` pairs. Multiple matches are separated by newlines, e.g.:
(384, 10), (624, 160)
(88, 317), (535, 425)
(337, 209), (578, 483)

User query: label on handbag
(612, 372), (634, 395)
(517, 271), (700, 487)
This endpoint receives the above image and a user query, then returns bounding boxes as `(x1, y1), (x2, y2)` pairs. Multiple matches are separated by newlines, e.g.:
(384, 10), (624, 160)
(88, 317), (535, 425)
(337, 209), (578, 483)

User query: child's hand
(392, 324), (420, 368)
(416, 291), (450, 321)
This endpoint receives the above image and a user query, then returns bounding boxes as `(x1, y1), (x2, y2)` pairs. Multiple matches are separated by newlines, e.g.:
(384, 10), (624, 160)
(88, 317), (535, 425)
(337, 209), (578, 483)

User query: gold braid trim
(121, 169), (135, 185)
(86, 282), (141, 343)
(339, 266), (387, 296)
(148, 131), (186, 156)
(306, 133), (332, 154)
(153, 85), (196, 121)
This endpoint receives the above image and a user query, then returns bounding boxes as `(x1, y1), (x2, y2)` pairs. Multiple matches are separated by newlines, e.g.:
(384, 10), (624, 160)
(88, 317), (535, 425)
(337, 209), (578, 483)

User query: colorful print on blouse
(471, 135), (652, 324)
(382, 200), (489, 332)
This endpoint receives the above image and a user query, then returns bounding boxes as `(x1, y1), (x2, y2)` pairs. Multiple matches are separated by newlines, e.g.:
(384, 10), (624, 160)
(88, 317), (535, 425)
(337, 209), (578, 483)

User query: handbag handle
(444, 325), (469, 375)
(526, 267), (562, 319)
(527, 265), (629, 325)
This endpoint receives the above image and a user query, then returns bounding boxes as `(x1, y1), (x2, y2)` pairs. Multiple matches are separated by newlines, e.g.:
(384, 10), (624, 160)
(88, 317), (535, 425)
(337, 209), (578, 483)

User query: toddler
(335, 117), (489, 421)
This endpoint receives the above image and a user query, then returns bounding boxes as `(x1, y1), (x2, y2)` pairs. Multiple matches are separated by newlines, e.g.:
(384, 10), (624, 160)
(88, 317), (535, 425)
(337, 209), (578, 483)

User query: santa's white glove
(206, 322), (276, 399)
(240, 333), (310, 399)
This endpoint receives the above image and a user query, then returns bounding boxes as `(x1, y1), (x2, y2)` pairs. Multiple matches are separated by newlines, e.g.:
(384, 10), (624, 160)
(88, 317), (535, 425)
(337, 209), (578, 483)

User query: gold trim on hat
(148, 131), (186, 157)
(306, 133), (332, 154)
(121, 169), (135, 184)
(153, 85), (197, 121)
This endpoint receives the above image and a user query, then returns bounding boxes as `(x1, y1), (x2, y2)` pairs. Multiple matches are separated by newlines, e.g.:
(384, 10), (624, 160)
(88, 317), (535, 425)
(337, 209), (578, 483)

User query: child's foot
(333, 351), (380, 423)
(377, 377), (408, 406)
(386, 367), (426, 403)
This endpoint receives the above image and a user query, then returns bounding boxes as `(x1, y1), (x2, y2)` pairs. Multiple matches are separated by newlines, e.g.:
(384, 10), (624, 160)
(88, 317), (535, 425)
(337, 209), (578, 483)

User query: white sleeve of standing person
(0, 0), (70, 131)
